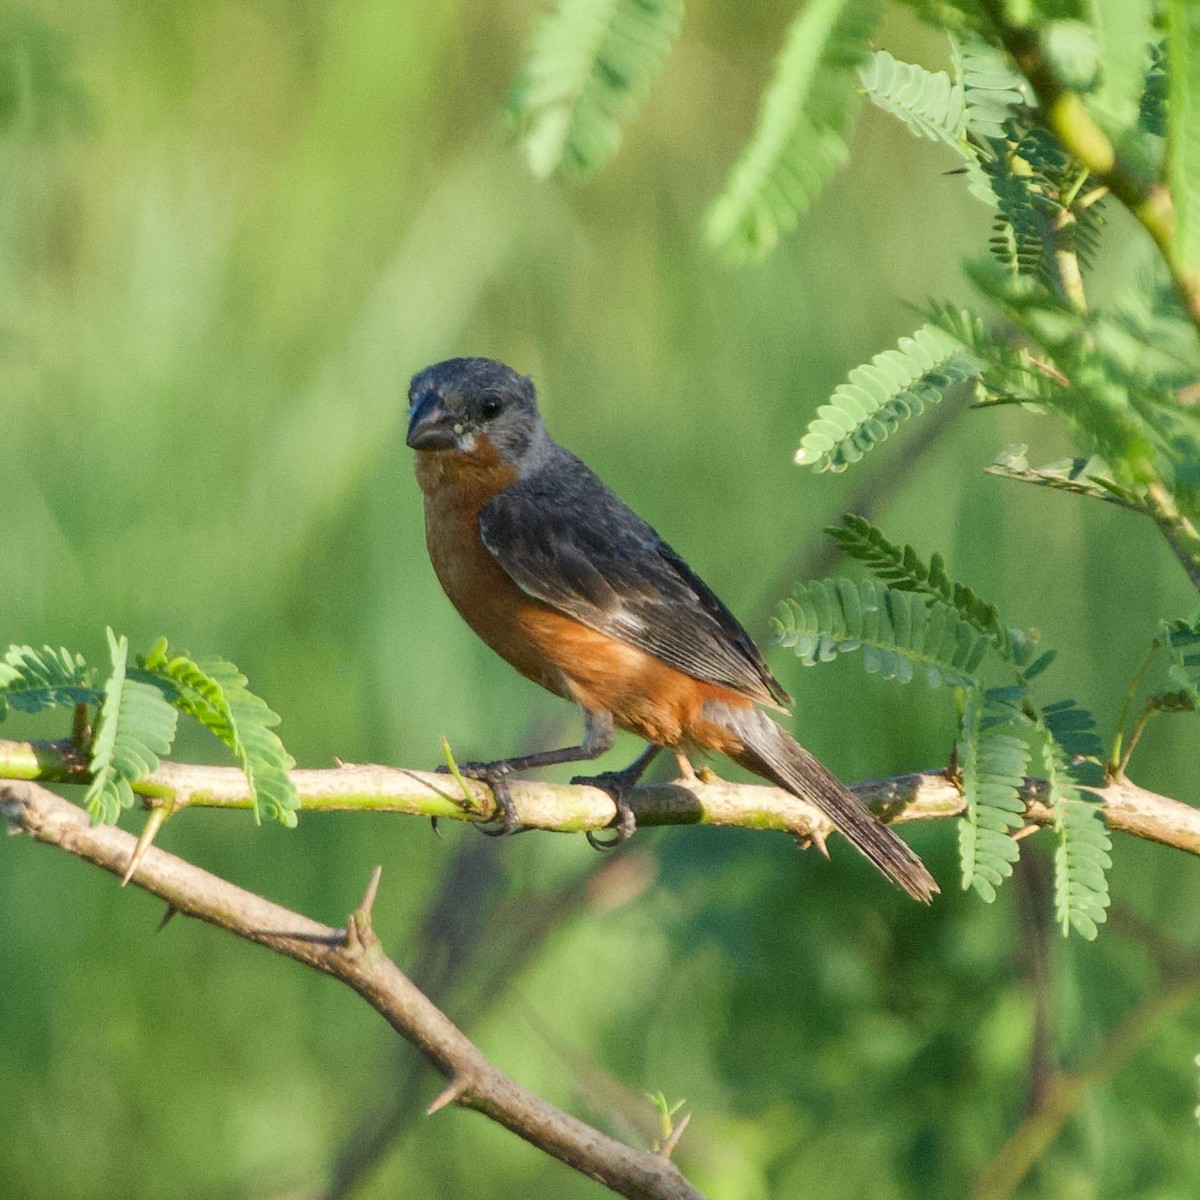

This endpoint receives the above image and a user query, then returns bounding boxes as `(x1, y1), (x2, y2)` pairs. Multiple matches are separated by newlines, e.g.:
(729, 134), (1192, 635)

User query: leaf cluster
(804, 259), (1200, 519)
(702, 0), (881, 258)
(0, 630), (298, 826)
(506, 0), (683, 181)
(774, 516), (1111, 938)
(793, 14), (1200, 525)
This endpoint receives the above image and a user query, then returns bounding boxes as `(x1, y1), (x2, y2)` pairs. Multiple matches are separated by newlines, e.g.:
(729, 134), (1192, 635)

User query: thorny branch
(3, 736), (1199, 864)
(4, 739), (1199, 1197)
(0, 779), (703, 1200)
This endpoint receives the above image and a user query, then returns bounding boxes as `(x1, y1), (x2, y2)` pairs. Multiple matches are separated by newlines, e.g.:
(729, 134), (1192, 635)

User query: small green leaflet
(1041, 699), (1110, 939)
(797, 324), (982, 472)
(84, 629), (179, 824)
(508, 0), (683, 180)
(139, 640), (299, 826)
(859, 49), (966, 151)
(704, 0), (879, 259)
(0, 643), (96, 719)
(957, 687), (1028, 902)
(773, 577), (990, 688)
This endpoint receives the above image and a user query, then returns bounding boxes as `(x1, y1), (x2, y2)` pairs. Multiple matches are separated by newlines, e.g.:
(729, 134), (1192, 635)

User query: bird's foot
(572, 768), (638, 850)
(436, 760), (526, 835)
(672, 749), (719, 785)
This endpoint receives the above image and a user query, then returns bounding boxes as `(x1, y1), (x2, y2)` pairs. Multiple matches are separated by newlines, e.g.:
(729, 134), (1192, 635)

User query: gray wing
(478, 448), (789, 708)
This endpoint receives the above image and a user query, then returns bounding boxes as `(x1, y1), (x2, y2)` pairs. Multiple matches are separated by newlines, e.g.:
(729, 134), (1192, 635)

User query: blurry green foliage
(703, 0), (881, 257)
(0, 634), (299, 824)
(0, 9), (90, 140)
(2, 2), (1200, 1199)
(508, 0), (684, 179)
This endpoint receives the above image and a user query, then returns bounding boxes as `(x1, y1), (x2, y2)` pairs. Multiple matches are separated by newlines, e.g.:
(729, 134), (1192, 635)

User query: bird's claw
(573, 769), (638, 851)
(435, 761), (526, 835)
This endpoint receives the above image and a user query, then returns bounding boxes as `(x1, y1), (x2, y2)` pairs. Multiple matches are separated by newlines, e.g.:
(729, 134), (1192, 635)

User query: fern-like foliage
(962, 261), (1177, 481)
(507, 0), (683, 180)
(825, 514), (1047, 666)
(853, 41), (986, 205)
(924, 302), (1065, 408)
(982, 124), (1105, 286)
(0, 631), (299, 828)
(957, 686), (1029, 902)
(139, 641), (299, 826)
(940, 276), (1175, 490)
(956, 36), (1027, 143)
(987, 444), (1142, 508)
(1140, 38), (1167, 137)
(984, 137), (1054, 280)
(773, 577), (990, 688)
(1040, 699), (1110, 939)
(796, 323), (982, 471)
(704, 0), (879, 259)
(84, 630), (179, 825)
(858, 49), (965, 149)
(1161, 617), (1200, 704)
(863, 36), (1103, 287)
(860, 38), (1024, 209)
(0, 643), (95, 718)
(785, 517), (1117, 935)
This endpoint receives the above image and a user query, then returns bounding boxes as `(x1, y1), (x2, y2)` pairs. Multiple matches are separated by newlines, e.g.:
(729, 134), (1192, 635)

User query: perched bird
(407, 357), (937, 901)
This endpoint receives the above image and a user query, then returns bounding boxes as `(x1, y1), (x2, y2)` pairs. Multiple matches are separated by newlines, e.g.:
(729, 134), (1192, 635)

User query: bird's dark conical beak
(406, 394), (459, 451)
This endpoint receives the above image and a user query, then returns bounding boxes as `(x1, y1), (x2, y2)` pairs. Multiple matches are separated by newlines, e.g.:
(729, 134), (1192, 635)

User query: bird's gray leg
(573, 741), (662, 849)
(444, 710), (616, 835)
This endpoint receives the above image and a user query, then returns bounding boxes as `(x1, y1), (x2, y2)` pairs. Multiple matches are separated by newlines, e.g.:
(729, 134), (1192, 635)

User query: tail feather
(713, 704), (938, 902)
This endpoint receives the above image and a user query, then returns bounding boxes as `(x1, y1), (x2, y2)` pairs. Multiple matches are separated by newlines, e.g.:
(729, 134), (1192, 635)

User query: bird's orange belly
(515, 606), (748, 752)
(418, 460), (749, 752)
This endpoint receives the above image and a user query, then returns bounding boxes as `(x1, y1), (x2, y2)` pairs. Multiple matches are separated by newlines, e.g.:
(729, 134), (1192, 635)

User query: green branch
(1144, 480), (1200, 591)
(976, 0), (1199, 330)
(4, 737), (1198, 860)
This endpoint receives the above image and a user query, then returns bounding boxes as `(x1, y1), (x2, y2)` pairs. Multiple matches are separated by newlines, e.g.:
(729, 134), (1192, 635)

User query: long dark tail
(711, 702), (938, 902)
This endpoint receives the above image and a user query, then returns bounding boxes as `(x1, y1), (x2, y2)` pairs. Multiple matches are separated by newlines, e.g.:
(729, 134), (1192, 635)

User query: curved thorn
(122, 806), (168, 887)
(427, 1076), (468, 1115)
(439, 735), (478, 808)
(660, 1111), (691, 1160)
(358, 865), (383, 920)
(809, 826), (830, 860)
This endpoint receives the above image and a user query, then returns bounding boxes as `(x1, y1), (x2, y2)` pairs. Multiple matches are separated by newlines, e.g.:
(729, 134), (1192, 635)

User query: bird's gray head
(406, 357), (543, 464)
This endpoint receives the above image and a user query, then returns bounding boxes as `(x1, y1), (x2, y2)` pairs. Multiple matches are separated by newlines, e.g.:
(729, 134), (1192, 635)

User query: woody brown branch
(0, 778), (703, 1200)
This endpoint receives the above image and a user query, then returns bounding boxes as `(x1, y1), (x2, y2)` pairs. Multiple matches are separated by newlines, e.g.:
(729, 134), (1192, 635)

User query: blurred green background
(2, 2), (1200, 1198)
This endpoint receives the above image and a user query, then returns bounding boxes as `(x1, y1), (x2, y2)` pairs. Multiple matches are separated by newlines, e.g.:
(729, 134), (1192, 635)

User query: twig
(0, 780), (704, 1200)
(326, 842), (657, 1200)
(970, 974), (1200, 1200)
(1143, 480), (1200, 593)
(976, 0), (1199, 331)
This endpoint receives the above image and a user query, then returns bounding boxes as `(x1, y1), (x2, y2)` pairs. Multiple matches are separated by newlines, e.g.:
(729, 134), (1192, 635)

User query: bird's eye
(479, 396), (503, 420)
